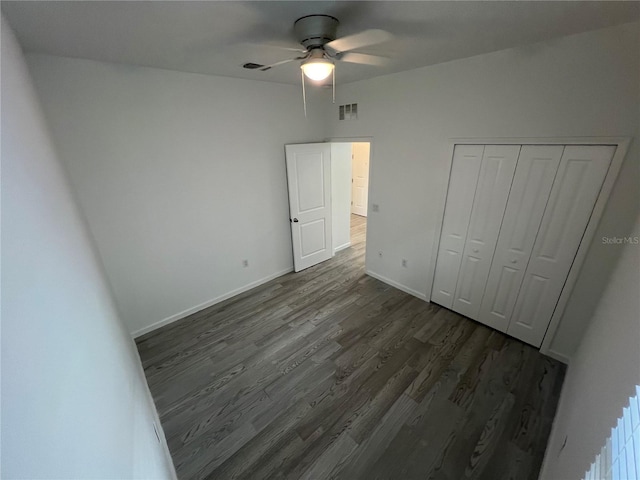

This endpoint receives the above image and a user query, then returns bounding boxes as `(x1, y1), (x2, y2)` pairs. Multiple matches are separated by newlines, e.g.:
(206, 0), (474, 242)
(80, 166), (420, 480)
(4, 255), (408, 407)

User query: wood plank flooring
(136, 214), (565, 480)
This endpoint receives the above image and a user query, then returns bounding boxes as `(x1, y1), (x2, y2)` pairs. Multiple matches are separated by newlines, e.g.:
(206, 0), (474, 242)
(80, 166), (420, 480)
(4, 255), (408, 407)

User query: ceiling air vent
(242, 63), (264, 70)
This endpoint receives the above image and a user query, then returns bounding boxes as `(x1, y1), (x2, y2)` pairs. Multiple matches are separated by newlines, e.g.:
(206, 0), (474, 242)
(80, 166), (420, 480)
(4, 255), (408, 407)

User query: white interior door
(351, 143), (370, 216)
(478, 145), (564, 332)
(431, 145), (484, 308)
(452, 145), (520, 319)
(285, 143), (333, 272)
(507, 145), (615, 346)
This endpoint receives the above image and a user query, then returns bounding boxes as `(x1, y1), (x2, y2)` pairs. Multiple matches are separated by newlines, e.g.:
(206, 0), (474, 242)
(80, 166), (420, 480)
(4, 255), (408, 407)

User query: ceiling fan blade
(339, 52), (390, 67)
(325, 29), (392, 54)
(245, 42), (307, 54)
(259, 56), (306, 71)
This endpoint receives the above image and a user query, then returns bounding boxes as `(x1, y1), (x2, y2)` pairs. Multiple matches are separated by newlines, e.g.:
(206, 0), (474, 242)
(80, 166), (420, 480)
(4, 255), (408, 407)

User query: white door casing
(285, 143), (333, 272)
(351, 142), (370, 216)
(507, 145), (616, 346)
(478, 145), (564, 332)
(431, 145), (484, 308)
(452, 145), (520, 319)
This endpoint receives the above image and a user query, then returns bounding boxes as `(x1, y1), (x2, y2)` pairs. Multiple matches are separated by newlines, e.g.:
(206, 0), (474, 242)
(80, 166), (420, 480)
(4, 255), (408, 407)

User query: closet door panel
(478, 145), (564, 332)
(431, 145), (483, 308)
(507, 145), (615, 346)
(452, 145), (520, 319)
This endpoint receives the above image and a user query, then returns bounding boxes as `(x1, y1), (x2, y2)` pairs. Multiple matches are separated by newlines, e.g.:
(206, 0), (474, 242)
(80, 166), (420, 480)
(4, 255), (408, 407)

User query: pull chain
(332, 67), (336, 104)
(301, 70), (307, 118)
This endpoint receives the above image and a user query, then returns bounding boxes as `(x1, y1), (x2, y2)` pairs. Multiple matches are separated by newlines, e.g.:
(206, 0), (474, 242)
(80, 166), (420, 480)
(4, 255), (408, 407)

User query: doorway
(285, 141), (371, 272)
(330, 142), (370, 255)
(351, 142), (370, 217)
(350, 142), (369, 251)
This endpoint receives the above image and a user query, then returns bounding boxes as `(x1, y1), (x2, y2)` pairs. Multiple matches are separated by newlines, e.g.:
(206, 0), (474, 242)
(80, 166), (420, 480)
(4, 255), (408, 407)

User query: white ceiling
(2, 1), (638, 85)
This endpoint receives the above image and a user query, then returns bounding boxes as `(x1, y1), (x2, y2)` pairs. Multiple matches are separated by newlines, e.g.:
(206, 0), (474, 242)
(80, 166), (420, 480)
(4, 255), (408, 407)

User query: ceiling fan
(243, 14), (393, 83)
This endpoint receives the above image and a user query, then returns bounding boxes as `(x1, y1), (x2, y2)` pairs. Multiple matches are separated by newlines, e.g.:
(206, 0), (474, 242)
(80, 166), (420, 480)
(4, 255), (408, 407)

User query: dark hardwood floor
(136, 214), (565, 480)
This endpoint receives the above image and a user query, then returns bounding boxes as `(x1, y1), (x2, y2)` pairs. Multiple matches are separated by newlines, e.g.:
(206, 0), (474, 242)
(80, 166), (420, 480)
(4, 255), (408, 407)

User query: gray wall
(540, 211), (640, 479)
(1, 17), (175, 479)
(26, 54), (326, 336)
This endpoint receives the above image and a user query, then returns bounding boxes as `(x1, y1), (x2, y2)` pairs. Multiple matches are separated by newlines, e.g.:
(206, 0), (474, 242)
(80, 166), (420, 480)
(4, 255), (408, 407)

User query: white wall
(26, 54), (325, 336)
(1, 17), (175, 479)
(325, 22), (640, 360)
(330, 143), (353, 252)
(539, 212), (640, 480)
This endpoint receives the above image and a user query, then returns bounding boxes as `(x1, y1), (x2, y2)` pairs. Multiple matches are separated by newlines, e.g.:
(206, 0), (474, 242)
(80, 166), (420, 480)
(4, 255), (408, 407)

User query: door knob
(510, 259), (517, 264)
(472, 248), (479, 253)
(293, 218), (299, 223)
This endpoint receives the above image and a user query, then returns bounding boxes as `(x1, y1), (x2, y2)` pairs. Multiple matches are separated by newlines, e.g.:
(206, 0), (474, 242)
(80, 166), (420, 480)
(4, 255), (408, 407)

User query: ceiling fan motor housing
(294, 15), (339, 50)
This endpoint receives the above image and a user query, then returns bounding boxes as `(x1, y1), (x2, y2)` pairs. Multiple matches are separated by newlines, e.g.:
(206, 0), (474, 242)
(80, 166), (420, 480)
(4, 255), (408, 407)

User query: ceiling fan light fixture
(301, 58), (334, 81)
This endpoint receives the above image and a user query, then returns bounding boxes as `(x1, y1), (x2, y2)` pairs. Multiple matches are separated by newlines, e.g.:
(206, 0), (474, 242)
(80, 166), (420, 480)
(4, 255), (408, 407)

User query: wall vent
(339, 103), (358, 120)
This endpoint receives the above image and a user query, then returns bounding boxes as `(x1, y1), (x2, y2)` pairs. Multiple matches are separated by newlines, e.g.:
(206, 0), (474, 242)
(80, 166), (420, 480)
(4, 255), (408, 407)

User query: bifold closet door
(478, 145), (564, 332)
(431, 145), (483, 308)
(506, 145), (616, 346)
(451, 145), (520, 319)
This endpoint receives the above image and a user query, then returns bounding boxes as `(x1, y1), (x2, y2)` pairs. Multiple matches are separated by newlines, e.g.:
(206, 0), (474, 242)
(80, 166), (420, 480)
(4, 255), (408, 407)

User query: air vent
(339, 103), (358, 120)
(243, 63), (264, 70)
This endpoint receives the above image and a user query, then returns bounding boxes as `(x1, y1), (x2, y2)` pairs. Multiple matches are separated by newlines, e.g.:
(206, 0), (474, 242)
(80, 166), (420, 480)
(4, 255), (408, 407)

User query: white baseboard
(537, 374), (570, 480)
(333, 241), (351, 254)
(130, 341), (178, 479)
(365, 269), (428, 301)
(131, 267), (293, 338)
(544, 348), (571, 365)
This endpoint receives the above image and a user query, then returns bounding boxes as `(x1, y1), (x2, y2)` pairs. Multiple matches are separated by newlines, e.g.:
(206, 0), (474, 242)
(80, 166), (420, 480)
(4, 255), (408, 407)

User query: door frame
(428, 136), (631, 362)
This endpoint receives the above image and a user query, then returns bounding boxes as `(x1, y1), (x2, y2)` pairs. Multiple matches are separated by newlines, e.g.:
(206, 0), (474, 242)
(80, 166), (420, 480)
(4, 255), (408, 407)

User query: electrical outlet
(402, 259), (407, 268)
(242, 259), (249, 268)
